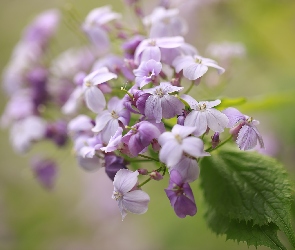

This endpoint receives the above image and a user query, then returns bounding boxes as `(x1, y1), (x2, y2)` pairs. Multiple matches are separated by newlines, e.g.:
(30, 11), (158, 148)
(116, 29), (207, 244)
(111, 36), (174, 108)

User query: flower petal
(113, 169), (138, 194)
(84, 86), (106, 113)
(122, 190), (150, 215)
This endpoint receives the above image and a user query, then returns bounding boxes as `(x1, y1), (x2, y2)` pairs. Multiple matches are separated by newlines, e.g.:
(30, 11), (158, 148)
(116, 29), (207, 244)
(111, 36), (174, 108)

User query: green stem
(206, 135), (233, 152)
(138, 154), (160, 162)
(184, 81), (195, 94)
(138, 177), (151, 188)
(117, 152), (151, 162)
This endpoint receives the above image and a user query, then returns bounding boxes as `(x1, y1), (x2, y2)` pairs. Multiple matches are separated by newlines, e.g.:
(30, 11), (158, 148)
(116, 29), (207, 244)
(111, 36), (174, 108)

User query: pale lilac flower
(83, 6), (121, 50)
(105, 154), (127, 181)
(79, 134), (103, 159)
(76, 155), (103, 172)
(183, 95), (229, 136)
(165, 170), (197, 218)
(143, 7), (187, 38)
(169, 155), (199, 183)
(92, 97), (130, 144)
(23, 9), (60, 49)
(159, 124), (209, 167)
(133, 59), (162, 88)
(173, 54), (225, 80)
(83, 67), (117, 113)
(144, 82), (184, 123)
(31, 157), (57, 190)
(223, 107), (264, 150)
(10, 116), (46, 153)
(122, 35), (145, 59)
(67, 115), (94, 138)
(123, 88), (150, 115)
(112, 169), (150, 220)
(134, 36), (184, 64)
(61, 86), (84, 115)
(100, 127), (123, 153)
(121, 121), (161, 157)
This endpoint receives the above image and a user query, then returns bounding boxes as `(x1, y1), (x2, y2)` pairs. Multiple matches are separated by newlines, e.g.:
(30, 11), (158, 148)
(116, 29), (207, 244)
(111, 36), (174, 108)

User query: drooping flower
(158, 124), (209, 167)
(223, 107), (264, 150)
(133, 59), (162, 88)
(183, 95), (229, 136)
(121, 121), (161, 157)
(173, 54), (225, 80)
(144, 82), (184, 123)
(165, 170), (197, 218)
(45, 120), (68, 147)
(112, 169), (150, 220)
(83, 67), (117, 114)
(105, 154), (128, 181)
(92, 97), (130, 144)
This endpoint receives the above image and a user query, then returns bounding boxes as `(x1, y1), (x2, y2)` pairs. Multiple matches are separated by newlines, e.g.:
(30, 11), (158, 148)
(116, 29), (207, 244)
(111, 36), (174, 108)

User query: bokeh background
(0, 0), (295, 249)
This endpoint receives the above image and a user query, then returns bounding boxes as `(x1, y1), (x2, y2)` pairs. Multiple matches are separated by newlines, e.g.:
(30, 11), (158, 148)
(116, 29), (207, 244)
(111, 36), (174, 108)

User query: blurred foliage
(0, 0), (295, 250)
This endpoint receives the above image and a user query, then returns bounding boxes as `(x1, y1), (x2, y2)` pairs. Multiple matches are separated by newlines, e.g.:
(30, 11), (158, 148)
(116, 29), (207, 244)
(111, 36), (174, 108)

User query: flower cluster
(1, 2), (264, 220)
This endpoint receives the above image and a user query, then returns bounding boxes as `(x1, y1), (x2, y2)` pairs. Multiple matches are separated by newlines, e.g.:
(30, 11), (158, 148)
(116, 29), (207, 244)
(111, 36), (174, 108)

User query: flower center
(149, 40), (157, 46)
(198, 103), (207, 111)
(155, 88), (164, 97)
(174, 134), (182, 144)
(246, 116), (253, 123)
(195, 57), (202, 64)
(111, 110), (119, 119)
(113, 191), (123, 201)
(84, 80), (92, 87)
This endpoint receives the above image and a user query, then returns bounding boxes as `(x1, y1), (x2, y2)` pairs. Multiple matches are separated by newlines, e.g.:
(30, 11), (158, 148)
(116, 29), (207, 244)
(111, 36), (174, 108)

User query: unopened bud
(211, 132), (220, 149)
(138, 168), (148, 175)
(150, 171), (163, 181)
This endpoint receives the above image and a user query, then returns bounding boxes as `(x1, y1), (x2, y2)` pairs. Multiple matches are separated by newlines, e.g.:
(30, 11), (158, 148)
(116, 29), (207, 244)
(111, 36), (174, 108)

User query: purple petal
(184, 111), (208, 136)
(172, 55), (195, 73)
(92, 111), (112, 133)
(206, 108), (229, 133)
(174, 195), (197, 218)
(236, 125), (258, 150)
(223, 107), (245, 128)
(145, 95), (162, 123)
(161, 95), (184, 119)
(183, 63), (208, 80)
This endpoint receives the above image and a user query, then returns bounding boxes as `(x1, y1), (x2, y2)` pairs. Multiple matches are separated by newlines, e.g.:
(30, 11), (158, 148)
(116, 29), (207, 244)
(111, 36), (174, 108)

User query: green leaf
(199, 147), (295, 248)
(206, 207), (286, 250)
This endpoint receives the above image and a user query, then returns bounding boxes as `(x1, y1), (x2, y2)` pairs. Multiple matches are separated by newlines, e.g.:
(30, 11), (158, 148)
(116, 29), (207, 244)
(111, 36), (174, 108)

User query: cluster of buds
(1, 1), (263, 219)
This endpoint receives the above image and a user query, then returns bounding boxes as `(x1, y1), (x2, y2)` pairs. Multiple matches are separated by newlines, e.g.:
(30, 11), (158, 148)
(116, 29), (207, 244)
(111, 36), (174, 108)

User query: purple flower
(144, 82), (184, 123)
(83, 67), (117, 113)
(112, 169), (150, 220)
(79, 134), (103, 158)
(165, 170), (197, 218)
(92, 97), (130, 144)
(123, 88), (150, 115)
(31, 157), (57, 190)
(183, 95), (229, 136)
(121, 121), (161, 157)
(223, 107), (264, 150)
(100, 127), (123, 153)
(45, 120), (68, 147)
(23, 9), (60, 49)
(169, 155), (199, 183)
(122, 35), (145, 59)
(10, 116), (46, 153)
(105, 154), (128, 181)
(133, 59), (162, 88)
(134, 36), (184, 64)
(143, 7), (187, 38)
(173, 54), (225, 80)
(159, 124), (209, 167)
(67, 115), (94, 138)
(83, 6), (121, 50)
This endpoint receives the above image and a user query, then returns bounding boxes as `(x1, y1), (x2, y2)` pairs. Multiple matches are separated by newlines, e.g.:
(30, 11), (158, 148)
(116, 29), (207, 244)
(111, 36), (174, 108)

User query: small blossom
(159, 124), (209, 167)
(173, 54), (225, 80)
(122, 121), (161, 157)
(67, 115), (94, 138)
(133, 59), (162, 88)
(31, 157), (57, 190)
(83, 67), (117, 113)
(100, 127), (123, 153)
(92, 97), (130, 144)
(223, 107), (264, 150)
(144, 82), (184, 123)
(112, 169), (150, 220)
(183, 95), (229, 136)
(165, 170), (197, 218)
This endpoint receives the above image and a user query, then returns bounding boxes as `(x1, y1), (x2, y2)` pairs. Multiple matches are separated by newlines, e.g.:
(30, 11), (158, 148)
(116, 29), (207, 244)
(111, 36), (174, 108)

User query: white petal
(182, 137), (210, 158)
(159, 140), (183, 167)
(206, 108), (229, 133)
(84, 86), (106, 113)
(158, 131), (175, 146)
(113, 169), (139, 194)
(183, 63), (208, 80)
(184, 111), (207, 136)
(122, 190), (150, 215)
(172, 124), (196, 138)
(92, 110), (112, 132)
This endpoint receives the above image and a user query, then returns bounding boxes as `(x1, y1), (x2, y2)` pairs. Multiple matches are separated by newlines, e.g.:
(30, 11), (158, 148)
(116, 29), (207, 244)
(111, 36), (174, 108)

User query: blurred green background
(0, 0), (295, 249)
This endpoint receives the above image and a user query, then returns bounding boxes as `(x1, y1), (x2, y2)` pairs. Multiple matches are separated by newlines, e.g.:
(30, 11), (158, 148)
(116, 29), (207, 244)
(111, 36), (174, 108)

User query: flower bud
(138, 168), (148, 175)
(150, 171), (163, 181)
(211, 132), (220, 149)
